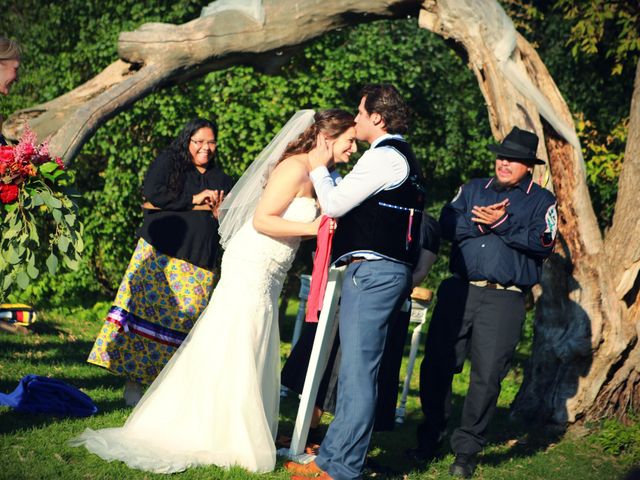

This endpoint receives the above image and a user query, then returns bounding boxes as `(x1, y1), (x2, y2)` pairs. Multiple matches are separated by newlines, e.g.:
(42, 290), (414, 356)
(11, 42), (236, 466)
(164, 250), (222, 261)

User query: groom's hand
(308, 133), (334, 170)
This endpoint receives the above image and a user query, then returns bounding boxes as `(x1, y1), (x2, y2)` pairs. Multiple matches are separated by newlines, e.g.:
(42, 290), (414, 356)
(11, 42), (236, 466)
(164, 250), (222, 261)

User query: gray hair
(0, 37), (21, 61)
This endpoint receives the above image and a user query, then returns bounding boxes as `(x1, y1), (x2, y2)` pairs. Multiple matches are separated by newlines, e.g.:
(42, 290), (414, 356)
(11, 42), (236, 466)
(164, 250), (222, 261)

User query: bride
(70, 109), (357, 474)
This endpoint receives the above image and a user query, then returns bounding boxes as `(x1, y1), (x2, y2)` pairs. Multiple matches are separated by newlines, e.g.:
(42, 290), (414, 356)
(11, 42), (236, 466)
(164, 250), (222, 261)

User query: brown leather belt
(469, 279), (522, 293)
(453, 273), (522, 293)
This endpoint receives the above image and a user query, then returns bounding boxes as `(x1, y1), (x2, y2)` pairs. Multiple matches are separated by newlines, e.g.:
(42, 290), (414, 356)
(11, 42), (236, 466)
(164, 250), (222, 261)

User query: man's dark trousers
(417, 276), (525, 455)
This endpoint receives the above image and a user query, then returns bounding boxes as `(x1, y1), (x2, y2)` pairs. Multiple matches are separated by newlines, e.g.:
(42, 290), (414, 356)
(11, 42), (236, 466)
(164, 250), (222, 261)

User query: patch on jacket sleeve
(543, 203), (558, 244)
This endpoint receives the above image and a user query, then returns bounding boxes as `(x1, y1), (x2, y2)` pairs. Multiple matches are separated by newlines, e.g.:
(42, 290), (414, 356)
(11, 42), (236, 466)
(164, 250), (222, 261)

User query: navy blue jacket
(440, 174), (557, 290)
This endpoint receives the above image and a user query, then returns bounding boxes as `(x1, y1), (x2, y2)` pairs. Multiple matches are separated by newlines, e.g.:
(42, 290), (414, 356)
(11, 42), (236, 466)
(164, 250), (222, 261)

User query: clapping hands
(471, 198), (509, 225)
(193, 189), (226, 218)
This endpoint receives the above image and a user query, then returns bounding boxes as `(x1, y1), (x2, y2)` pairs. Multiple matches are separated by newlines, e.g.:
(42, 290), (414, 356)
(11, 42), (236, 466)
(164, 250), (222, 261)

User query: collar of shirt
(370, 133), (404, 149)
(485, 173), (534, 194)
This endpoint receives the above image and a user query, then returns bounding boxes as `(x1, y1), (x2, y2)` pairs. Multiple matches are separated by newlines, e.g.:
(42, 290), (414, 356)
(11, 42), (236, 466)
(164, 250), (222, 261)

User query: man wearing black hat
(409, 127), (557, 478)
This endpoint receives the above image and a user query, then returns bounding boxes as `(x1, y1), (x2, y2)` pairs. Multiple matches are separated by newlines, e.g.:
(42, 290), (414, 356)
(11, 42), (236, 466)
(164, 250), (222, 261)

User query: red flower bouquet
(0, 127), (83, 293)
(0, 184), (19, 204)
(0, 129), (65, 198)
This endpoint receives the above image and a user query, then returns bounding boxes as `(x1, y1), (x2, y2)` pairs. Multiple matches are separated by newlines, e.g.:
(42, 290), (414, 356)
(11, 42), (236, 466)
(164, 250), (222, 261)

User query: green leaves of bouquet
(0, 127), (83, 293)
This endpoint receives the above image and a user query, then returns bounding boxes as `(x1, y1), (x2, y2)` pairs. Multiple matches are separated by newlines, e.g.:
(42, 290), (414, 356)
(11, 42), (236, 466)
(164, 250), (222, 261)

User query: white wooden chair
(395, 287), (432, 424)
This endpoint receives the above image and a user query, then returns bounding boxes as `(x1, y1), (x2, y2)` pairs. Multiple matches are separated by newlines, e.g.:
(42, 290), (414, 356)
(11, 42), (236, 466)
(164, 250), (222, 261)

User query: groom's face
(354, 96), (377, 143)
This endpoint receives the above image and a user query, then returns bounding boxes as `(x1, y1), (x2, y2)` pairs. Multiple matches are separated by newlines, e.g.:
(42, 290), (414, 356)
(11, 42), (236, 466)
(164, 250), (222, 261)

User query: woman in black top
(87, 118), (233, 406)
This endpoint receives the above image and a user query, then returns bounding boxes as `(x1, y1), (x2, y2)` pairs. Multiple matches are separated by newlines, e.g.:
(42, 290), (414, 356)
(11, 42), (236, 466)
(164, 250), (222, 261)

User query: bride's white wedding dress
(71, 196), (318, 474)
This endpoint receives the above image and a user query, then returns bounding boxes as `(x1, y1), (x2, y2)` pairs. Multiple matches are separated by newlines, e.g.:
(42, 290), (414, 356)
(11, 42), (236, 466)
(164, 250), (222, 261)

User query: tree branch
(2, 0), (420, 162)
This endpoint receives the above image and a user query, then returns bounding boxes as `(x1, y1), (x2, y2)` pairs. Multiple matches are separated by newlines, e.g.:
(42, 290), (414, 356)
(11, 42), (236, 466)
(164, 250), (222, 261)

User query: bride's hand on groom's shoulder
(308, 133), (334, 170)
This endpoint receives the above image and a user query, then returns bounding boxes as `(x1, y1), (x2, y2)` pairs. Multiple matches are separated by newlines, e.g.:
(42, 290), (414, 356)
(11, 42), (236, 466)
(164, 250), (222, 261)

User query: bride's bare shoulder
(272, 154), (309, 178)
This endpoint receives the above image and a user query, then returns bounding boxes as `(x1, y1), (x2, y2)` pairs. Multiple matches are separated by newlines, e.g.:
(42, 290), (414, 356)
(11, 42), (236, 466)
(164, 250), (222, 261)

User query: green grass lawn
(1, 300), (638, 479)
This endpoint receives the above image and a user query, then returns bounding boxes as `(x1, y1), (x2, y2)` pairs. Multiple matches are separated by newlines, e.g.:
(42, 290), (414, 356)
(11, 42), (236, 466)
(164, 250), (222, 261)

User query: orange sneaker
(284, 460), (323, 476)
(291, 472), (333, 480)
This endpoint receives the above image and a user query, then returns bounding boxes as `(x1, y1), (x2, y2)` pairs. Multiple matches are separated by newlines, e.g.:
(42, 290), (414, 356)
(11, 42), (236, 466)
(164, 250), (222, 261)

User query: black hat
(488, 126), (545, 165)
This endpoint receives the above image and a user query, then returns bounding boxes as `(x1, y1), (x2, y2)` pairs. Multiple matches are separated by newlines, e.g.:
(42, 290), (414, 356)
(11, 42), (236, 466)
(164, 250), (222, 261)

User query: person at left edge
(86, 118), (233, 406)
(0, 36), (21, 145)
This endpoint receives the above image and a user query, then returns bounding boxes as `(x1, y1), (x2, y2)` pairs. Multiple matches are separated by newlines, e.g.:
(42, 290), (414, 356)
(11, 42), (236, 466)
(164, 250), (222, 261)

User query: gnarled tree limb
(3, 0), (420, 162)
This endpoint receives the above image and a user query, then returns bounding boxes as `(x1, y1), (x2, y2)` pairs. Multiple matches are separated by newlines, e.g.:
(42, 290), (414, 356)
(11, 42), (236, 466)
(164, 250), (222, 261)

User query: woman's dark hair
(166, 117), (218, 199)
(360, 84), (410, 134)
(280, 109), (355, 162)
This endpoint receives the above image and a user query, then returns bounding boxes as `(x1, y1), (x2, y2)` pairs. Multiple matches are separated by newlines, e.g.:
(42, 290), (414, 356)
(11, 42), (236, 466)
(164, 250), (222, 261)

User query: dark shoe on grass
(405, 444), (441, 464)
(363, 457), (401, 477)
(448, 453), (477, 478)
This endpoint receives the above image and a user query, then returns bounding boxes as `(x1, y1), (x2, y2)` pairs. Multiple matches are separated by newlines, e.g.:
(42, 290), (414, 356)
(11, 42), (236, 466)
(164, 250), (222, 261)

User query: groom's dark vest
(332, 138), (425, 266)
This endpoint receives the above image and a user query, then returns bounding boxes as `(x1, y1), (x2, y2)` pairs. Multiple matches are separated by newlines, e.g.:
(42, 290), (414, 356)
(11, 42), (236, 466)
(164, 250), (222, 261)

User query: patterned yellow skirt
(87, 238), (214, 385)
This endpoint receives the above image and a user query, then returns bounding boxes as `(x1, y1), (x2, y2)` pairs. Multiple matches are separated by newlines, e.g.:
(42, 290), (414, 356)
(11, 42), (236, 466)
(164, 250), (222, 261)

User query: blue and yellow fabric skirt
(87, 238), (214, 385)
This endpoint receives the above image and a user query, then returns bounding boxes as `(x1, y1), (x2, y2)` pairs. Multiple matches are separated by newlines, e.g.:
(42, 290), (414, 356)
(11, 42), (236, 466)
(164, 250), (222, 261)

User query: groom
(285, 84), (425, 480)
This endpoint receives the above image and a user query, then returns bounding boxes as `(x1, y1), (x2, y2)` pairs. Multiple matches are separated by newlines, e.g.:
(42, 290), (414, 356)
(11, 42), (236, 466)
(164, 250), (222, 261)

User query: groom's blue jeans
(315, 258), (411, 480)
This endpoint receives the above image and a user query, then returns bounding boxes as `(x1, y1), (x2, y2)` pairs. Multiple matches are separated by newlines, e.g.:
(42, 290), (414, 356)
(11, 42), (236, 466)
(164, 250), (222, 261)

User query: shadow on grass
(480, 419), (566, 467)
(0, 339), (95, 359)
(28, 321), (71, 336)
(278, 390), (566, 479)
(0, 410), (69, 434)
(389, 400), (565, 477)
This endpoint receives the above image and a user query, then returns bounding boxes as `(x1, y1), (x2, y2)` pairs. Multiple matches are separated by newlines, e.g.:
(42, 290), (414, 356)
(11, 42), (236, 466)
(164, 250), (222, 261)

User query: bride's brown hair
(279, 109), (355, 162)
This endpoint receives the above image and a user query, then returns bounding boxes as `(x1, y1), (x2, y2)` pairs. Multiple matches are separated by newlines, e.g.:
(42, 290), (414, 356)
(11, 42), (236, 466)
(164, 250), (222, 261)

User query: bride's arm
(252, 159), (320, 238)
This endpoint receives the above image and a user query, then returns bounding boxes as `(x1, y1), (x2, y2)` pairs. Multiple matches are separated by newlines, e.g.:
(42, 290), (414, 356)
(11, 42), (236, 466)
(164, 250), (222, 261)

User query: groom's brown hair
(360, 84), (410, 135)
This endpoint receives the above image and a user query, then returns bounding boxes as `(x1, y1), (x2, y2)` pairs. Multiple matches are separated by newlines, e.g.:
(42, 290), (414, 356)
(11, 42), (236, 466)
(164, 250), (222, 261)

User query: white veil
(217, 109), (316, 249)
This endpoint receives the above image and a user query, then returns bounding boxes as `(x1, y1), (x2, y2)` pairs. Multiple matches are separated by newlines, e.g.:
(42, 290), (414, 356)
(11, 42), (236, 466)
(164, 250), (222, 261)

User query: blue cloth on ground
(0, 374), (98, 417)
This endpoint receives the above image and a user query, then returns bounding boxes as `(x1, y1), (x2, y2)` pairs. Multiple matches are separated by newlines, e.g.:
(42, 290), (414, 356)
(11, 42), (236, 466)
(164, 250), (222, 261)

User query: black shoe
(449, 453), (477, 478)
(405, 444), (440, 464)
(363, 457), (400, 476)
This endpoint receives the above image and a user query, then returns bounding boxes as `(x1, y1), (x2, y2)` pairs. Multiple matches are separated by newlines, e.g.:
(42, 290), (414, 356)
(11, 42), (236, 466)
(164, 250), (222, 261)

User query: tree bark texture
(3, 0), (638, 423)
(591, 59), (640, 420)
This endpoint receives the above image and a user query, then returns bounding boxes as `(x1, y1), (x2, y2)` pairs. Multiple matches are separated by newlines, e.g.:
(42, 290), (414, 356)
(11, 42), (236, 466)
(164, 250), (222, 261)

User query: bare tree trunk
(589, 58), (640, 420)
(2, 0), (420, 162)
(509, 37), (624, 424)
(3, 0), (638, 423)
